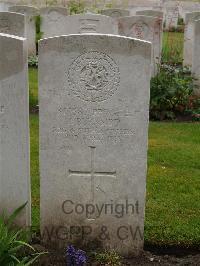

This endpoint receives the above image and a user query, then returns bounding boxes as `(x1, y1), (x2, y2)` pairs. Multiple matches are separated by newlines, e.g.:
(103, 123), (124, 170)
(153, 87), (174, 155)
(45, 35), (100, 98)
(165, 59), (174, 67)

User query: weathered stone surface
(39, 34), (151, 256)
(0, 11), (25, 37)
(119, 15), (162, 76)
(40, 13), (118, 37)
(192, 19), (200, 95)
(40, 7), (68, 38)
(0, 33), (30, 226)
(73, 13), (115, 35)
(184, 12), (200, 67)
(0, 2), (12, 12)
(9, 5), (38, 55)
(136, 9), (164, 18)
(178, 1), (200, 20)
(66, 14), (118, 34)
(164, 6), (179, 30)
(101, 8), (130, 18)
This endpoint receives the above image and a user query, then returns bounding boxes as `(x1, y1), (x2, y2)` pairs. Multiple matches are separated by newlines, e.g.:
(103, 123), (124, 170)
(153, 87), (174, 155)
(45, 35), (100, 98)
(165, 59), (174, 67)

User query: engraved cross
(69, 146), (116, 201)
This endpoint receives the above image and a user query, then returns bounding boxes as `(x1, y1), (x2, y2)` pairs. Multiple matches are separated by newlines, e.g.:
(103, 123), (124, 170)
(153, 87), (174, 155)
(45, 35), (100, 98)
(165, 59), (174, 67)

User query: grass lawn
(29, 67), (38, 108)
(30, 114), (40, 227)
(162, 32), (184, 64)
(146, 122), (200, 247)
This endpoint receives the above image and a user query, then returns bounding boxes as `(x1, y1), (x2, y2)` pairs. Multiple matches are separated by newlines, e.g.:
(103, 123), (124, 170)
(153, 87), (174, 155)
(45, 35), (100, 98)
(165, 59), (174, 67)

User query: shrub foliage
(0, 203), (43, 265)
(150, 65), (198, 120)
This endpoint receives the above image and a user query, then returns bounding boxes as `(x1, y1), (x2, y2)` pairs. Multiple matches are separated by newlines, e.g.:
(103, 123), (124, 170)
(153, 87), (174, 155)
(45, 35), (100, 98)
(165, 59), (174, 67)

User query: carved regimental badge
(47, 11), (60, 22)
(131, 22), (150, 40)
(68, 51), (120, 102)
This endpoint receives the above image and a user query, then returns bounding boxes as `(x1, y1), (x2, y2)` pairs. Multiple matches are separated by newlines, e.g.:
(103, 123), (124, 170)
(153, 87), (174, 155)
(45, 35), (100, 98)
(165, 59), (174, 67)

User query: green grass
(29, 67), (38, 108)
(30, 114), (40, 227)
(146, 122), (200, 247)
(162, 32), (184, 64)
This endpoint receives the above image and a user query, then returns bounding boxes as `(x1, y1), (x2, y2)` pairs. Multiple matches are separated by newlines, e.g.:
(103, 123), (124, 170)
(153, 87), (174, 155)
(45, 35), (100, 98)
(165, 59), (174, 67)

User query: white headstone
(40, 7), (68, 39)
(0, 12), (25, 37)
(119, 15), (162, 76)
(179, 1), (200, 21)
(64, 14), (117, 35)
(101, 8), (130, 18)
(39, 34), (151, 256)
(130, 7), (152, 16)
(9, 5), (39, 55)
(165, 6), (179, 30)
(0, 33), (30, 226)
(40, 13), (118, 37)
(184, 12), (200, 67)
(0, 2), (12, 12)
(192, 19), (200, 95)
(136, 9), (164, 19)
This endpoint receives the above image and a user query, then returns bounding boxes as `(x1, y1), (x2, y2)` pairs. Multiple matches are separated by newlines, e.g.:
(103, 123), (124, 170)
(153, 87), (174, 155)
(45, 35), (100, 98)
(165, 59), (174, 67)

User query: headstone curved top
(39, 33), (151, 256)
(119, 15), (162, 76)
(40, 6), (68, 39)
(0, 33), (30, 226)
(101, 8), (130, 18)
(136, 9), (164, 18)
(41, 13), (119, 38)
(185, 11), (200, 24)
(61, 14), (118, 34)
(184, 11), (200, 66)
(9, 5), (39, 16)
(9, 6), (39, 55)
(165, 5), (179, 30)
(0, 11), (25, 37)
(40, 6), (68, 16)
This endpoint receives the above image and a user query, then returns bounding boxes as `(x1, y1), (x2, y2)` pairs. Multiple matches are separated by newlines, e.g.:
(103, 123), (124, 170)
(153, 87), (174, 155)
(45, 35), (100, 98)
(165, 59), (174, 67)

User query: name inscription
(0, 18), (11, 33)
(51, 106), (135, 146)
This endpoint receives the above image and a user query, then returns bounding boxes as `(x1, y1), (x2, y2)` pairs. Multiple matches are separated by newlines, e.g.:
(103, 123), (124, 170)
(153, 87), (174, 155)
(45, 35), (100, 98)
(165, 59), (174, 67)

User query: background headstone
(119, 15), (162, 76)
(101, 8), (130, 18)
(179, 1), (200, 21)
(9, 5), (39, 55)
(41, 14), (118, 36)
(0, 11), (25, 37)
(0, 33), (30, 226)
(165, 6), (179, 30)
(0, 2), (12, 11)
(192, 19), (200, 96)
(130, 7), (154, 16)
(184, 11), (200, 67)
(39, 34), (151, 256)
(136, 9), (164, 19)
(40, 7), (68, 39)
